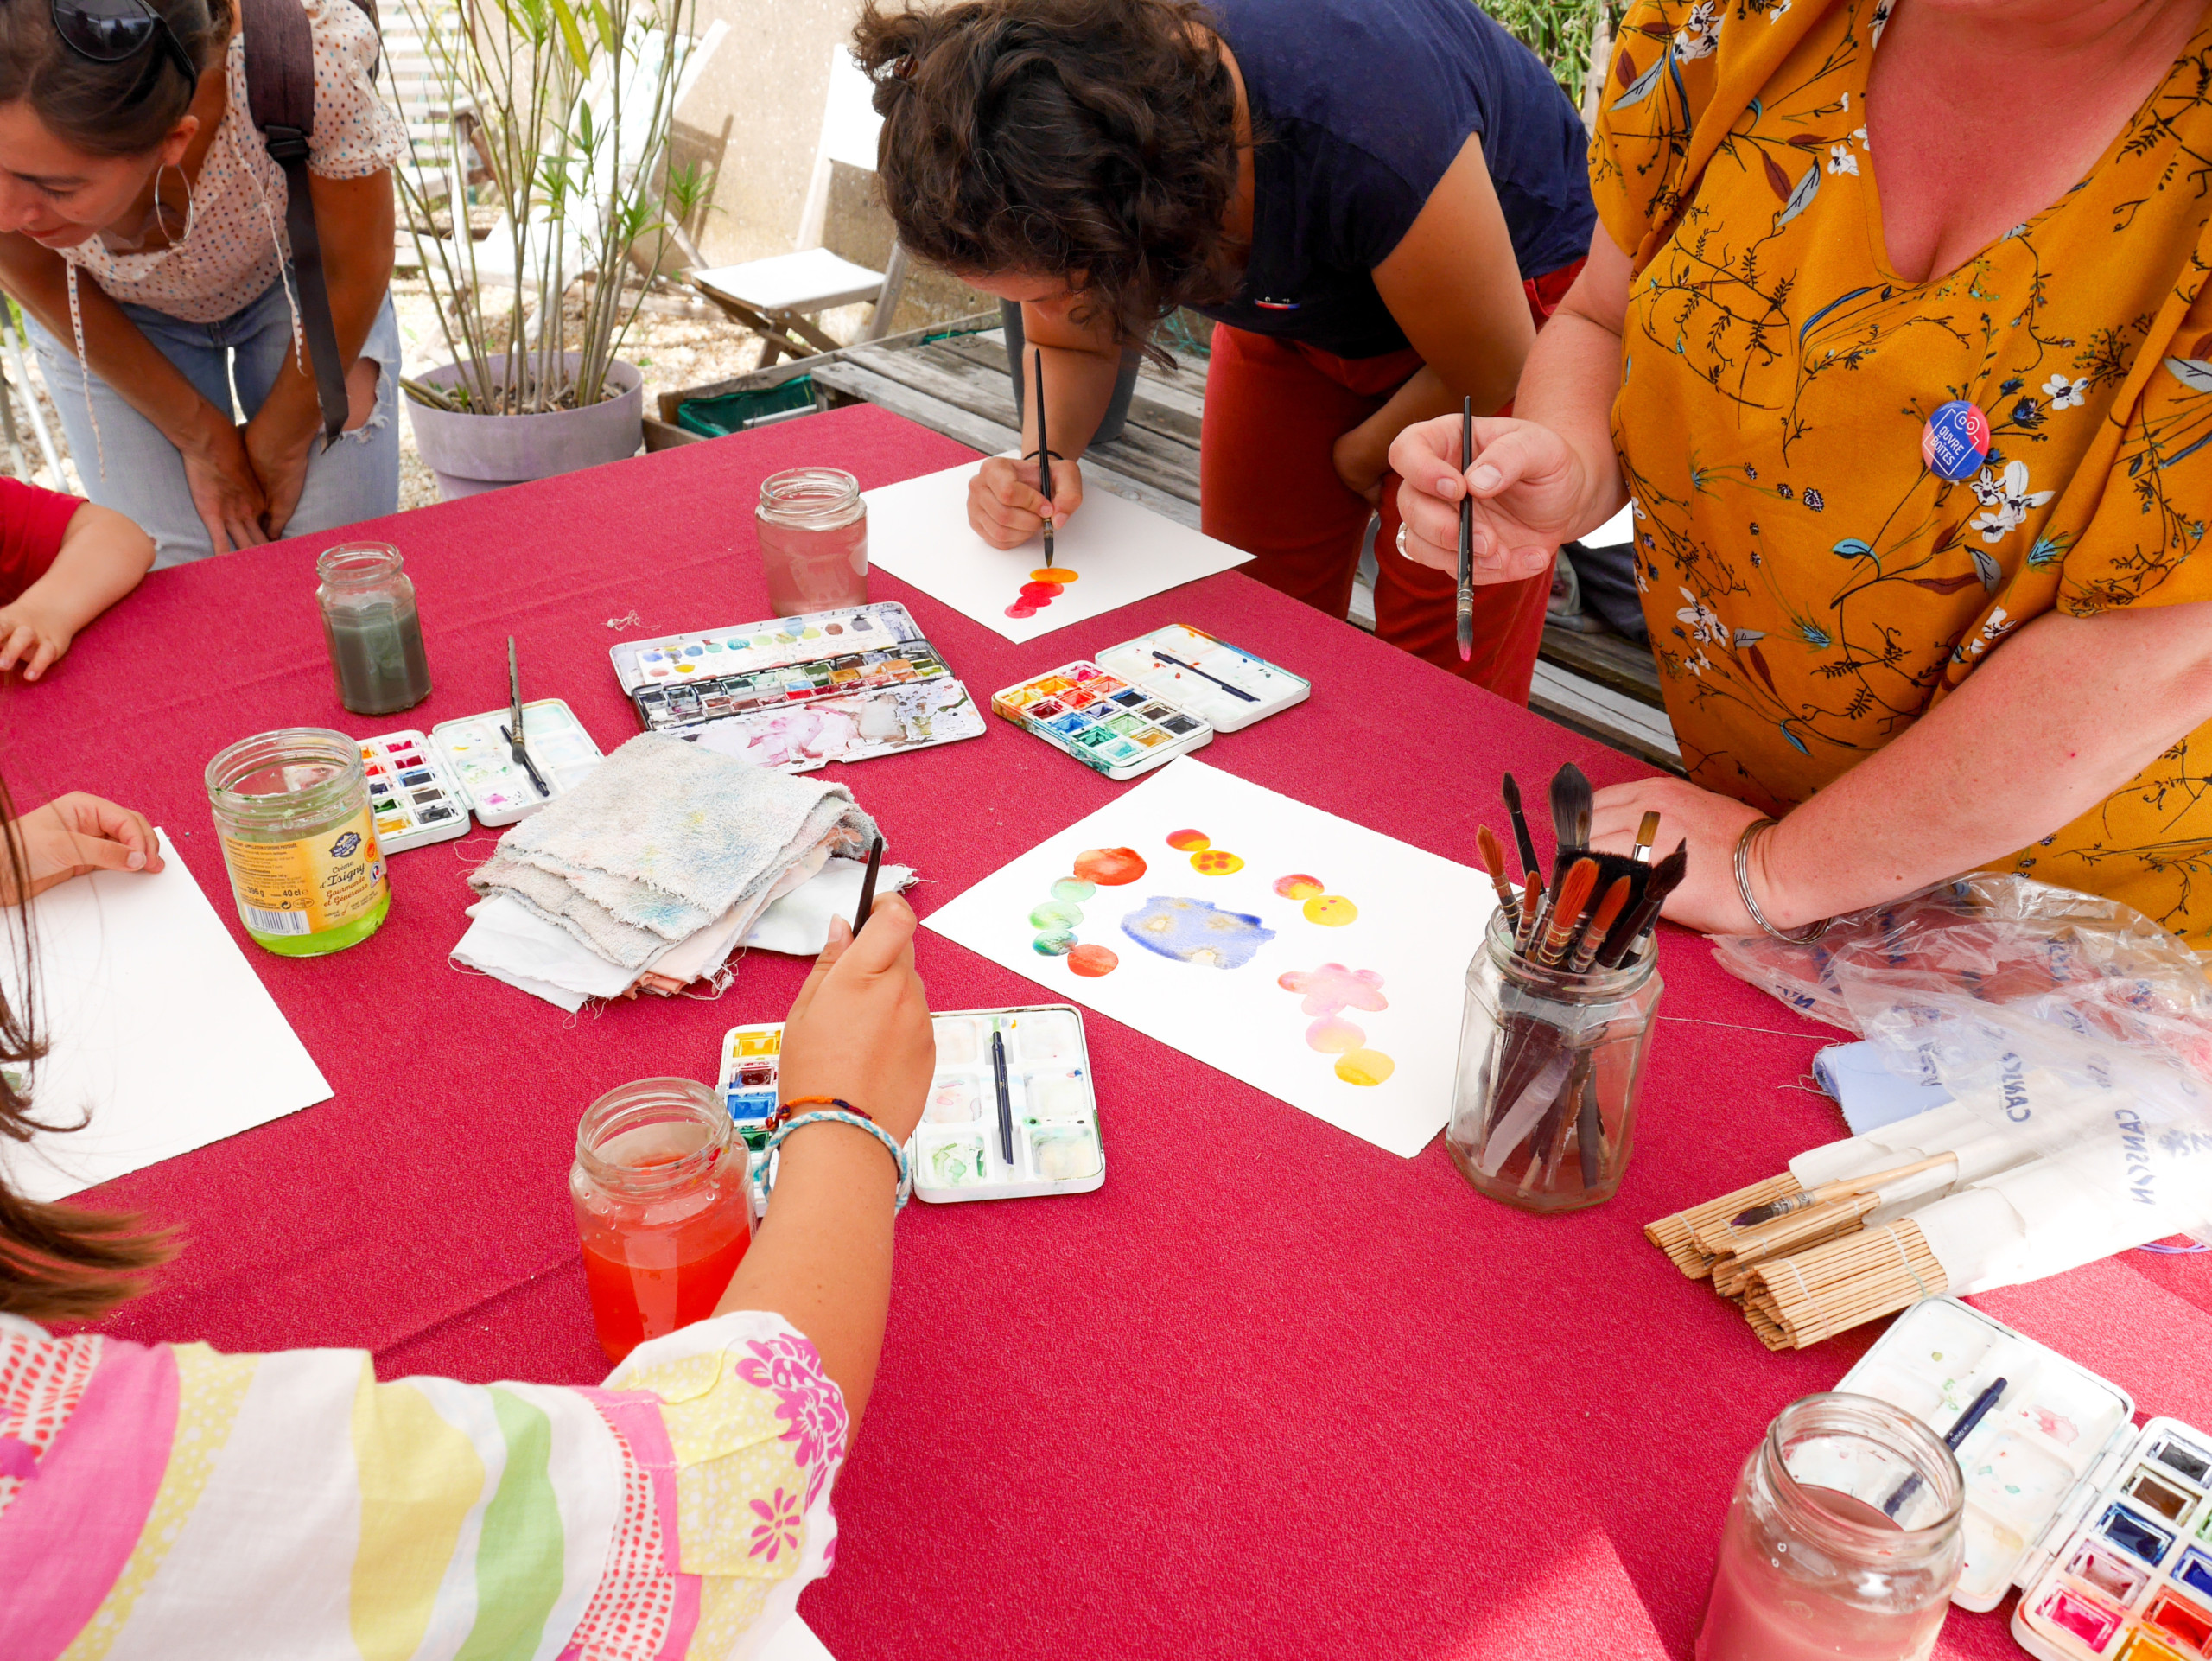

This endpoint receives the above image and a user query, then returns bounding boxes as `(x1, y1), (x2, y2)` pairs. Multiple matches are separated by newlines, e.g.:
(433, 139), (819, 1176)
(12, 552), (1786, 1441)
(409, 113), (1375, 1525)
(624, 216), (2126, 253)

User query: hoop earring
(153, 162), (196, 242)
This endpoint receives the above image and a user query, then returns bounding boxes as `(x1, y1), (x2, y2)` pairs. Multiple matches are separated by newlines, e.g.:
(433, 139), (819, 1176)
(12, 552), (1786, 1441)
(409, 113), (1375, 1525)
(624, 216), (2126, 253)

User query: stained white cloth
(469, 735), (877, 971)
(741, 857), (917, 956)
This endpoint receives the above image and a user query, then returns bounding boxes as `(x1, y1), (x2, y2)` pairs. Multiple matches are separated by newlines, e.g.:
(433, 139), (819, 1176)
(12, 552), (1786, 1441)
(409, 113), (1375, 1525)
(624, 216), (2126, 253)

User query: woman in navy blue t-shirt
(854, 0), (1595, 697)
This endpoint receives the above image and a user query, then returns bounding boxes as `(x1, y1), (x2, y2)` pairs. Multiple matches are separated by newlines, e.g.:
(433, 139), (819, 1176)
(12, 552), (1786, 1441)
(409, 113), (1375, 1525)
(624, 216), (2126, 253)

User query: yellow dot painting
(1190, 849), (1244, 875)
(1303, 894), (1358, 927)
(1334, 1049), (1395, 1087)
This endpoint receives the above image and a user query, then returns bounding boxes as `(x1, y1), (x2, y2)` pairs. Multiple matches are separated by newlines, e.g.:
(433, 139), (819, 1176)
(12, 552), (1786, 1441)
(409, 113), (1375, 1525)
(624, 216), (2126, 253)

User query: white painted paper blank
(0, 830), (333, 1202)
(924, 760), (1495, 1157)
(863, 461), (1252, 643)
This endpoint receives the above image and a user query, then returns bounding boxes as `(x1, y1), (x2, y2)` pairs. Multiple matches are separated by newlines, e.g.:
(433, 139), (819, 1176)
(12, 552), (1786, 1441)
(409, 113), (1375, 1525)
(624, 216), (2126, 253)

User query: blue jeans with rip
(28, 277), (402, 569)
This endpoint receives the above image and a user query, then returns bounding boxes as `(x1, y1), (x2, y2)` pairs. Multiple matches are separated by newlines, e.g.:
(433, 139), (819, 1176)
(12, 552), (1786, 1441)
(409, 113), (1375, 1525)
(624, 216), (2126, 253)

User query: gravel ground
(3, 277), (868, 514)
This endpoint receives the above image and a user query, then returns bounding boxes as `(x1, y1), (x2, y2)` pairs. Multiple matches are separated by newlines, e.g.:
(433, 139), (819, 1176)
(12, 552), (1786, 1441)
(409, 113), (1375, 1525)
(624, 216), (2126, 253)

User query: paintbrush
(1632, 811), (1661, 862)
(1033, 347), (1056, 569)
(504, 635), (550, 797)
(1514, 873), (1542, 957)
(1536, 857), (1598, 966)
(1574, 1065), (1604, 1190)
(1886, 1377), (2007, 1518)
(1567, 875), (1633, 975)
(1476, 824), (1518, 913)
(1729, 1152), (1960, 1229)
(1548, 763), (1592, 888)
(852, 834), (884, 933)
(1152, 650), (1260, 703)
(1597, 840), (1687, 966)
(1456, 394), (1475, 663)
(990, 1017), (1014, 1167)
(1500, 773), (1542, 884)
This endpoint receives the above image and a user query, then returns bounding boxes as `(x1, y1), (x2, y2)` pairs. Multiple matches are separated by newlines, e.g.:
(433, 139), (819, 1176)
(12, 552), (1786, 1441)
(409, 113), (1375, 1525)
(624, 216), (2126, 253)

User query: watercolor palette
(429, 697), (606, 827)
(608, 601), (984, 773)
(357, 730), (470, 853)
(991, 660), (1214, 781)
(1092, 623), (1311, 733)
(717, 1003), (1104, 1203)
(1835, 1297), (2207, 1629)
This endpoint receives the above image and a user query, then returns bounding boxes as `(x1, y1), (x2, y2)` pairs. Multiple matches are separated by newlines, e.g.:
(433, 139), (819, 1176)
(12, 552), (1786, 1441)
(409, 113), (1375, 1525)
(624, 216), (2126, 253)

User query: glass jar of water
(316, 541), (431, 716)
(756, 468), (868, 615)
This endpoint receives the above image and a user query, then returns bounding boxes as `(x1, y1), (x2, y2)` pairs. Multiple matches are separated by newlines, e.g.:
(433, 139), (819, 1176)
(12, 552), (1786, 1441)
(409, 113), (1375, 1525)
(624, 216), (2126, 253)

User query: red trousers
(1198, 261), (1583, 702)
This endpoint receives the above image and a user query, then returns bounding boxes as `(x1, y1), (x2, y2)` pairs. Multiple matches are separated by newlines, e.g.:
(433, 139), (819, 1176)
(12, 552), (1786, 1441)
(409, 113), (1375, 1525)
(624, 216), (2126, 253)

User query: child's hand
(3, 792), (164, 902)
(0, 598), (76, 681)
(777, 894), (935, 1145)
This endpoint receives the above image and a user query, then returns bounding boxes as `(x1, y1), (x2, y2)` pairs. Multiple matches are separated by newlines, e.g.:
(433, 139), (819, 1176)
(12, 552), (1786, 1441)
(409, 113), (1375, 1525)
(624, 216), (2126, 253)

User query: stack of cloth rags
(452, 734), (911, 1010)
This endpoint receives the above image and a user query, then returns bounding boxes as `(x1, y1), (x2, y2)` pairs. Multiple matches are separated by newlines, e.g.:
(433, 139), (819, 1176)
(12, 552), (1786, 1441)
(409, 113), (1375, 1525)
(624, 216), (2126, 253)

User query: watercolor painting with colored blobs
(922, 759), (1495, 1157)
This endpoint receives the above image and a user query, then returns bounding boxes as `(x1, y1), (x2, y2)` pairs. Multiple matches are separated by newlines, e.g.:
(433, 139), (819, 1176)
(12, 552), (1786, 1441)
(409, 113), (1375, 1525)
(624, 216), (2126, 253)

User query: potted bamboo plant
(394, 0), (699, 498)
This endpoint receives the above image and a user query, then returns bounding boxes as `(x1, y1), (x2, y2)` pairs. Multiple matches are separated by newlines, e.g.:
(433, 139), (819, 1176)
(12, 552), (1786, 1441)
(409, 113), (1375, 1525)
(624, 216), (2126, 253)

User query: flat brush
(1729, 1153), (1959, 1229)
(1476, 824), (1518, 913)
(1500, 773), (1543, 882)
(1597, 840), (1687, 967)
(1567, 875), (1634, 974)
(1632, 811), (1661, 862)
(1536, 857), (1598, 966)
(1548, 763), (1593, 888)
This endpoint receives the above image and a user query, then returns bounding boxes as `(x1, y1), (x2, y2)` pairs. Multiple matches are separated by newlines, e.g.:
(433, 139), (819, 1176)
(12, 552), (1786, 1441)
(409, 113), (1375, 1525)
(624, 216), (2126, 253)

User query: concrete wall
(669, 0), (988, 332)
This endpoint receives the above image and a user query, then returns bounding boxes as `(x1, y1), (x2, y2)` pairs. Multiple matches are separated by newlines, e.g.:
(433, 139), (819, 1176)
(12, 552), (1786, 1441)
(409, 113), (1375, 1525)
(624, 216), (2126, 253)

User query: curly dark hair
(852, 0), (1245, 352)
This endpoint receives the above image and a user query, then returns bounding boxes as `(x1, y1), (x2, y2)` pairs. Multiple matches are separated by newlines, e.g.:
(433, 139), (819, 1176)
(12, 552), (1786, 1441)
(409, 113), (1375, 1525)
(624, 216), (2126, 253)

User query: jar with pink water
(1699, 1392), (1964, 1661)
(756, 467), (868, 614)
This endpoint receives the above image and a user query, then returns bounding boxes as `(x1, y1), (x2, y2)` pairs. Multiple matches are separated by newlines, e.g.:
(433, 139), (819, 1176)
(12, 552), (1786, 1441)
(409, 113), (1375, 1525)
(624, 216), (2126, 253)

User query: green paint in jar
(205, 727), (391, 956)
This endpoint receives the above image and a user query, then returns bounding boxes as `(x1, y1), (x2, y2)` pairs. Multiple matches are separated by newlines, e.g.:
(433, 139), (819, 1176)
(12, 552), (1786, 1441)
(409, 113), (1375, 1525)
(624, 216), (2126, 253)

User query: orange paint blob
(1190, 849), (1244, 875)
(1165, 829), (1211, 851)
(1030, 568), (1081, 584)
(1066, 943), (1119, 977)
(1071, 846), (1147, 886)
(1274, 874), (1325, 899)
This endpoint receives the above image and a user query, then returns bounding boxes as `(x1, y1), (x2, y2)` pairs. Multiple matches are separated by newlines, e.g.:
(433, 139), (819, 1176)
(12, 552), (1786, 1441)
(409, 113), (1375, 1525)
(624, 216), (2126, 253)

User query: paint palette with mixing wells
(358, 730), (470, 853)
(429, 698), (606, 827)
(992, 660), (1213, 781)
(607, 601), (986, 773)
(716, 1004), (1104, 1203)
(1092, 623), (1311, 733)
(1834, 1297), (2212, 1642)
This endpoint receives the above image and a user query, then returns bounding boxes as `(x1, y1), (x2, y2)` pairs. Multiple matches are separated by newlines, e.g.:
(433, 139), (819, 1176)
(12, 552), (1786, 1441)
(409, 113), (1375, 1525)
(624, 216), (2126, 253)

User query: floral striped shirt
(0, 1308), (844, 1659)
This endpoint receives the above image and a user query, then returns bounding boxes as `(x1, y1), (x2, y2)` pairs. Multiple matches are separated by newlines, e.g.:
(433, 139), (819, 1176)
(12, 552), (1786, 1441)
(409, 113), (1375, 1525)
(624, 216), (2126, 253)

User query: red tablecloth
(20, 405), (2208, 1658)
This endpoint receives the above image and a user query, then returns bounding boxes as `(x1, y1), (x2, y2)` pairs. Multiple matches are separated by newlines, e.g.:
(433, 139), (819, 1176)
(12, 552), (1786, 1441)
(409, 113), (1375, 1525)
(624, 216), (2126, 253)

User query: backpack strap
(238, 0), (381, 445)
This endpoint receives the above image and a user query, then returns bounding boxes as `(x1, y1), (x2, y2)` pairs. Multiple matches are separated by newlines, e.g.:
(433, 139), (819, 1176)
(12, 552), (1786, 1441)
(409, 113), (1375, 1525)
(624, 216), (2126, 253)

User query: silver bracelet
(1732, 817), (1832, 945)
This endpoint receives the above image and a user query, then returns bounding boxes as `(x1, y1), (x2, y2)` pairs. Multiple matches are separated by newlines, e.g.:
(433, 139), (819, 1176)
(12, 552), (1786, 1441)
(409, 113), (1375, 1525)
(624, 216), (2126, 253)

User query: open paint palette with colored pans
(429, 698), (606, 827)
(357, 730), (469, 853)
(992, 660), (1214, 781)
(607, 601), (986, 773)
(1834, 1296), (2212, 1644)
(717, 1004), (1104, 1203)
(1092, 623), (1310, 733)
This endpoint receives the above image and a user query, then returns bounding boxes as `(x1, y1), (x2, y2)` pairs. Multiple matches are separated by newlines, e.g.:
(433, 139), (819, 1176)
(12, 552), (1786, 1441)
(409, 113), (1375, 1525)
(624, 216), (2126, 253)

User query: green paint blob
(1033, 931), (1077, 956)
(1051, 877), (1097, 902)
(1030, 901), (1084, 929)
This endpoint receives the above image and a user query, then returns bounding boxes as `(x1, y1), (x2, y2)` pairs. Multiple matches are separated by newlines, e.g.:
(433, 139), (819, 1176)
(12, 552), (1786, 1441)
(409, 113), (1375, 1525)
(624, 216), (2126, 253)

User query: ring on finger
(1395, 524), (1411, 559)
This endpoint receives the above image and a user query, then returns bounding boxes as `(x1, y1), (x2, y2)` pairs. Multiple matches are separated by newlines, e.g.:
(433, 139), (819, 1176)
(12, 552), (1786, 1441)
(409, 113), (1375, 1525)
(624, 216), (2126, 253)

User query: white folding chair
(683, 47), (912, 364)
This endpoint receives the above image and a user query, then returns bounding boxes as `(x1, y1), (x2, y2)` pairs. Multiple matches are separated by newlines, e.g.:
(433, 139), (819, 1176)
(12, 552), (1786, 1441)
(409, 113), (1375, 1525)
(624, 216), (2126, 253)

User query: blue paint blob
(1119, 895), (1276, 969)
(2177, 1546), (2212, 1598)
(2100, 1503), (2173, 1566)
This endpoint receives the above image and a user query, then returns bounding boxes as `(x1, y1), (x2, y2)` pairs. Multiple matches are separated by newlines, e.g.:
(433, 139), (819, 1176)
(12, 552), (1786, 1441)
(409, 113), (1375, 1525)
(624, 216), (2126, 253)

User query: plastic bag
(1713, 875), (2212, 1243)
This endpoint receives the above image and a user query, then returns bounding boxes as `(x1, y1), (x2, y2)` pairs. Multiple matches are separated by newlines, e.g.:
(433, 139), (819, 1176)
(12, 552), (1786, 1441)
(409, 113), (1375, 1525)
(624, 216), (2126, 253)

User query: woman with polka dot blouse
(0, 0), (401, 565)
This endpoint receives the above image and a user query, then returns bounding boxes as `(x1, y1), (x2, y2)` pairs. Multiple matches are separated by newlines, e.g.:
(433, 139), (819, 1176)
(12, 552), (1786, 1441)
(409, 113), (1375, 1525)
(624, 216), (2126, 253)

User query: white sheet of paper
(757, 1613), (836, 1661)
(923, 760), (1495, 1157)
(862, 460), (1252, 643)
(0, 830), (333, 1202)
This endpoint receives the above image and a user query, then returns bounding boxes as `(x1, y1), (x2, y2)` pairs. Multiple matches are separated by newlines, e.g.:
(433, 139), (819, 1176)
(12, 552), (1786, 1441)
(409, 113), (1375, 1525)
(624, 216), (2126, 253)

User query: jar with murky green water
(206, 728), (390, 956)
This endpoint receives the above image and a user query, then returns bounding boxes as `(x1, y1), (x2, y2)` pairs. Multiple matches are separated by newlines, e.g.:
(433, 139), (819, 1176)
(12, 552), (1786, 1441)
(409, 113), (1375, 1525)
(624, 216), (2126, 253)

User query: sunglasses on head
(48, 0), (199, 98)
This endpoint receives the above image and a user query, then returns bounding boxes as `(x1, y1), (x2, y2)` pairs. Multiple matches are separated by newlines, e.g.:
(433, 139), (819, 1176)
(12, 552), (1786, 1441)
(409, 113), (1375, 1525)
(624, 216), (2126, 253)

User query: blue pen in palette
(1834, 1296), (2212, 1658)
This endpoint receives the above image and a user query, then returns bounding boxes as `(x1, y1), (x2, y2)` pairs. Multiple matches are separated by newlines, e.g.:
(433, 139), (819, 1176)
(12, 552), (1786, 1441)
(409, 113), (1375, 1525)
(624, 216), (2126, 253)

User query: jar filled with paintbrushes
(1446, 906), (1661, 1212)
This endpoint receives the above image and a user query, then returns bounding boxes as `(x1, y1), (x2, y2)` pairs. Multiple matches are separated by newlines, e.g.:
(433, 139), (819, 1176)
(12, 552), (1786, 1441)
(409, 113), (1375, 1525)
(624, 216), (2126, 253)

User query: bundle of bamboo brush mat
(1647, 1173), (1951, 1350)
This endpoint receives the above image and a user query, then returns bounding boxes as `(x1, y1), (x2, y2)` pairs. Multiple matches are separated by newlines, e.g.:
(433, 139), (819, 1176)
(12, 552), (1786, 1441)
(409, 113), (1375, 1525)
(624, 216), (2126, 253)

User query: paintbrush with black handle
(1501, 773), (1543, 886)
(1456, 395), (1475, 662)
(1548, 763), (1592, 891)
(1596, 840), (1688, 967)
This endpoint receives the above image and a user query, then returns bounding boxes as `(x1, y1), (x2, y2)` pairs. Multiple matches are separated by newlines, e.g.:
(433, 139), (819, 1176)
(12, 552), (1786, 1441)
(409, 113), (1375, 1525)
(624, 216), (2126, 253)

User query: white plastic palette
(1093, 622), (1310, 733)
(715, 1003), (1104, 1204)
(358, 730), (469, 853)
(429, 697), (605, 826)
(1835, 1297), (2204, 1631)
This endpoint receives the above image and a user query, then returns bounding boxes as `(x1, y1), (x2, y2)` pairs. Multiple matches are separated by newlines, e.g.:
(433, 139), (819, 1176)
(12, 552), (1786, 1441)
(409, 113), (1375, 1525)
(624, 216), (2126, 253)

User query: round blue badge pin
(1921, 399), (1992, 482)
